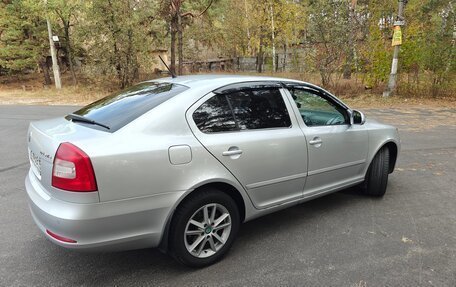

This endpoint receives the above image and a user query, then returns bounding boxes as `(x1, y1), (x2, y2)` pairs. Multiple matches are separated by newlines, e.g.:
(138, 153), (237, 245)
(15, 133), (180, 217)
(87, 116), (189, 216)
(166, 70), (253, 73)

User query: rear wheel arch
(159, 182), (246, 252)
(198, 182), (246, 222)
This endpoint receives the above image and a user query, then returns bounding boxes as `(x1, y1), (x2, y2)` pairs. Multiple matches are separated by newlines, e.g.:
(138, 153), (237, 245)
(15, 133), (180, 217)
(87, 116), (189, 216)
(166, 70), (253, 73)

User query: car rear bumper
(25, 169), (184, 251)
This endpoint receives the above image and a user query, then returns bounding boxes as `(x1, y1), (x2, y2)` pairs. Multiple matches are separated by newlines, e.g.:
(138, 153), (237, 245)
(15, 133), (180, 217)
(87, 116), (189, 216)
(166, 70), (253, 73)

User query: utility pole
(383, 0), (407, 97)
(45, 0), (62, 89)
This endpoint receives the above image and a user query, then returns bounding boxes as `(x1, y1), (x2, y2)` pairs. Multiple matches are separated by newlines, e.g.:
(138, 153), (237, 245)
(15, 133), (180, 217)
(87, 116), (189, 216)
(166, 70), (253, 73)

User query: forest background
(0, 0), (454, 106)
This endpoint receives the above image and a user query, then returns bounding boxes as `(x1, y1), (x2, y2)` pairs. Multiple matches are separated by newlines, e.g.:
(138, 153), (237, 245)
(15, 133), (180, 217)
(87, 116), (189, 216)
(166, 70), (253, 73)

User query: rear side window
(193, 88), (291, 133)
(70, 82), (188, 132)
(192, 95), (237, 133)
(227, 89), (291, 130)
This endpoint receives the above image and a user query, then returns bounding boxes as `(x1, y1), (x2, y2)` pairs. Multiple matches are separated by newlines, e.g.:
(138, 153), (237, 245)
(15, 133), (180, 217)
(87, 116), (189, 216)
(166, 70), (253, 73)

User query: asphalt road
(1, 105), (455, 286)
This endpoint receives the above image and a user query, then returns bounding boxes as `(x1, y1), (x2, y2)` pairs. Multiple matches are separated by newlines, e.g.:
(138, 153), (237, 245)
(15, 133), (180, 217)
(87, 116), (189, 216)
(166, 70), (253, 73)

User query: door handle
(222, 150), (243, 156)
(309, 137), (322, 145)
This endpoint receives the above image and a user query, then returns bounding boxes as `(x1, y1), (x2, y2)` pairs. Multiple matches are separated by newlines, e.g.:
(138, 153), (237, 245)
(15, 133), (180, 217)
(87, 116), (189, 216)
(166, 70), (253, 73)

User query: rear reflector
(52, 142), (97, 192)
(46, 229), (77, 243)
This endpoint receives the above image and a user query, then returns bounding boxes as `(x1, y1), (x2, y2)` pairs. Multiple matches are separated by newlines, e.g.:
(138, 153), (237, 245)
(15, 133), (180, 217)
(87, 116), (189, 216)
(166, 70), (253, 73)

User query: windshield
(70, 82), (188, 132)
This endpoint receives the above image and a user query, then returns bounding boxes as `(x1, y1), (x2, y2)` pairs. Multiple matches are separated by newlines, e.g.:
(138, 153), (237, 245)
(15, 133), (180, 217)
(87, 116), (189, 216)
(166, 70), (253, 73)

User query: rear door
(187, 83), (308, 209)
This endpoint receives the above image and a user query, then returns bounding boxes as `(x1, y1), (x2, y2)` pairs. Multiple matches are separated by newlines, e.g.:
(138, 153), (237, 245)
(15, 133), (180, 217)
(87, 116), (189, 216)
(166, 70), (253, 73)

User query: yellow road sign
(392, 26), (402, 46)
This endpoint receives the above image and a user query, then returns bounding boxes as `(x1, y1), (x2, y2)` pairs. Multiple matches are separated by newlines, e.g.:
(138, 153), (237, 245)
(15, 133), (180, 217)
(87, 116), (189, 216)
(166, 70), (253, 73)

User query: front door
(188, 84), (308, 209)
(287, 87), (368, 196)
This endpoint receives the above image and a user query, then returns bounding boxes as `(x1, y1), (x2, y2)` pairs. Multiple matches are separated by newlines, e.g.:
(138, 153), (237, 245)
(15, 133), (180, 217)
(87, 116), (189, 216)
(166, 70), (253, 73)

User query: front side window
(290, 89), (349, 127)
(193, 88), (291, 133)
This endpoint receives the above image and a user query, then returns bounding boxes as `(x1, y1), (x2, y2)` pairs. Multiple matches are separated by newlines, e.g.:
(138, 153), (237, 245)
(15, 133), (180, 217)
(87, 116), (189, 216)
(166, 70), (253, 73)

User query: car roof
(149, 74), (306, 88)
(143, 74), (349, 109)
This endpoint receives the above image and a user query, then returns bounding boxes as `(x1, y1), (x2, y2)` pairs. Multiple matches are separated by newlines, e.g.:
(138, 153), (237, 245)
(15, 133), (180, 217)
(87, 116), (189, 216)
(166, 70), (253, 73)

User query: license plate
(29, 148), (42, 180)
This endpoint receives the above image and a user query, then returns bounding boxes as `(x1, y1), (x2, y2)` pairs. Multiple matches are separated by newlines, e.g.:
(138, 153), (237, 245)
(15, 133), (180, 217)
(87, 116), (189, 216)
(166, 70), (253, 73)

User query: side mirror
(352, 109), (366, 125)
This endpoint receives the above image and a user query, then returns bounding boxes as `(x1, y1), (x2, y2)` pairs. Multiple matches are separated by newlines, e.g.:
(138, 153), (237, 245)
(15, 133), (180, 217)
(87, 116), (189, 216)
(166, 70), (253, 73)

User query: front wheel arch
(384, 142), (398, 174)
(368, 141), (398, 176)
(362, 145), (390, 196)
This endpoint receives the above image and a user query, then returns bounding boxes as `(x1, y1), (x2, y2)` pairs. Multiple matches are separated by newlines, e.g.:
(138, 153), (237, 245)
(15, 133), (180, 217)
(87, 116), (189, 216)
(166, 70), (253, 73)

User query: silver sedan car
(25, 75), (400, 267)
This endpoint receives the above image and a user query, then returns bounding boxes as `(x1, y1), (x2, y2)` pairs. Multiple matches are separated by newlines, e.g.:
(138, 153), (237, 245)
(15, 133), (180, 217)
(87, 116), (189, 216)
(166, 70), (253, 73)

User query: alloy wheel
(184, 203), (232, 258)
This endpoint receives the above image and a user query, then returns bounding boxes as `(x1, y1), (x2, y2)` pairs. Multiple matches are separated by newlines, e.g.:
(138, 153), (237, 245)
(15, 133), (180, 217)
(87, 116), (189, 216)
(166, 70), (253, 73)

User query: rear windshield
(69, 82), (188, 132)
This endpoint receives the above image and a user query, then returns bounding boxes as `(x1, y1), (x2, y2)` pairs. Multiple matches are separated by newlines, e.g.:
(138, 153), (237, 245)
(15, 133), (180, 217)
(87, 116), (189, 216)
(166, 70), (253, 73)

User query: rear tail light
(52, 142), (97, 192)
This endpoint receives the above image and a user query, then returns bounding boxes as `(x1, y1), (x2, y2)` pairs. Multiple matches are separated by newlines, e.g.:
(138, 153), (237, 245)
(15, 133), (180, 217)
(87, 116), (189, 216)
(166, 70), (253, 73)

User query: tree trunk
(170, 16), (177, 75)
(114, 42), (123, 87)
(123, 28), (135, 88)
(257, 38), (264, 73)
(244, 0), (251, 55)
(343, 1), (356, 79)
(320, 69), (329, 87)
(342, 55), (353, 79)
(177, 13), (183, 75)
(107, 0), (123, 87)
(39, 58), (52, 85)
(63, 21), (77, 85)
(270, 3), (276, 73)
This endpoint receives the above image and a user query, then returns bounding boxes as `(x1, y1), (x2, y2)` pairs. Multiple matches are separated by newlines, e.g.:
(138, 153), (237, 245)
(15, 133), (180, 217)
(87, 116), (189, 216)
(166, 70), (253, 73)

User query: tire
(361, 146), (390, 197)
(169, 188), (240, 268)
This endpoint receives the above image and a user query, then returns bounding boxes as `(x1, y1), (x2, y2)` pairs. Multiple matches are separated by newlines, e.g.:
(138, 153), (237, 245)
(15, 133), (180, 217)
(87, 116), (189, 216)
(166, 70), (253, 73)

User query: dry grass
(0, 72), (455, 108)
(0, 73), (110, 105)
(0, 86), (107, 105)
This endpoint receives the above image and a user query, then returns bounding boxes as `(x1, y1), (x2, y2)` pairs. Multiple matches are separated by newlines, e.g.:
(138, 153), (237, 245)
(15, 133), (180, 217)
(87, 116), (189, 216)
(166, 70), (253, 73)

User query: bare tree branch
(181, 0), (214, 18)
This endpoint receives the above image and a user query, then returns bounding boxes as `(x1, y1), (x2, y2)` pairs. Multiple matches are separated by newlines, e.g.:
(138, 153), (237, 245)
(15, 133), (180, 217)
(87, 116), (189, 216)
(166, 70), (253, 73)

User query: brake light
(52, 142), (97, 192)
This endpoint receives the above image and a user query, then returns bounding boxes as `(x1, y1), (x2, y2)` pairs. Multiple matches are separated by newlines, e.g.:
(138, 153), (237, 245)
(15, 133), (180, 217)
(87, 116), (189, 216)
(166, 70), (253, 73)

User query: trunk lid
(27, 117), (107, 203)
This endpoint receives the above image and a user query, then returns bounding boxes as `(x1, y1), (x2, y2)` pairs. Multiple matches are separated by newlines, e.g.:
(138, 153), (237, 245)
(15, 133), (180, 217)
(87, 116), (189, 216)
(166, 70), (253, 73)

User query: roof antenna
(158, 55), (176, 78)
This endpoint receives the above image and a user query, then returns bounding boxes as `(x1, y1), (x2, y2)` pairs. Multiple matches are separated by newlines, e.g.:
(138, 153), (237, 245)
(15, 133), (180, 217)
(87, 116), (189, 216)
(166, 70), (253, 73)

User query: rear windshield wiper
(66, 114), (110, 130)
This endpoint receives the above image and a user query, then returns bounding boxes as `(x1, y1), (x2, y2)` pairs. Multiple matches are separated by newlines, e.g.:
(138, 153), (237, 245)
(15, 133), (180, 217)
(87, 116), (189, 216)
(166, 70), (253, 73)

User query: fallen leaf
(401, 236), (413, 243)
